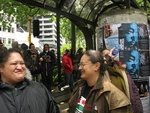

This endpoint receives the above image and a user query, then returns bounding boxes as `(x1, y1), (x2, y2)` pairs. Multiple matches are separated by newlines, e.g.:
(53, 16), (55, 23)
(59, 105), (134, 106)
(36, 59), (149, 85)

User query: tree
(0, 0), (93, 49)
(0, 0), (49, 29)
(0, 0), (85, 51)
(60, 18), (86, 50)
(52, 16), (85, 50)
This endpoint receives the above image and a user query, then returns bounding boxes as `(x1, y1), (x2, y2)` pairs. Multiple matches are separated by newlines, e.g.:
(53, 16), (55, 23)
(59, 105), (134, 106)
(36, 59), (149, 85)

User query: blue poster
(119, 23), (138, 50)
(119, 50), (139, 78)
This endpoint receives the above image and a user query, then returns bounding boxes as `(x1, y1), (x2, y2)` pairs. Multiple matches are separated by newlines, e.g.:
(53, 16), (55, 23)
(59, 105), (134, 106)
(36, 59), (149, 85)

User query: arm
(41, 83), (60, 113)
(62, 56), (72, 70)
(39, 52), (44, 62)
(50, 51), (56, 65)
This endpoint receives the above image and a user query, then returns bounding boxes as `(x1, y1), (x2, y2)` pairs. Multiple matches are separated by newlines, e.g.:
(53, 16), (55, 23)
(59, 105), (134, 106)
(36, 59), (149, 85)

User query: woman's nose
(16, 64), (23, 69)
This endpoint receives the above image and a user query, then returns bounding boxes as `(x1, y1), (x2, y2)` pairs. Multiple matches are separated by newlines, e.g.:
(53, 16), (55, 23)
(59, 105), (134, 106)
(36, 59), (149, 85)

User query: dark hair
(0, 40), (3, 44)
(43, 44), (49, 51)
(0, 48), (23, 66)
(99, 48), (108, 53)
(77, 47), (83, 54)
(65, 49), (70, 53)
(21, 43), (28, 51)
(98, 48), (114, 66)
(29, 43), (34, 49)
(84, 50), (106, 76)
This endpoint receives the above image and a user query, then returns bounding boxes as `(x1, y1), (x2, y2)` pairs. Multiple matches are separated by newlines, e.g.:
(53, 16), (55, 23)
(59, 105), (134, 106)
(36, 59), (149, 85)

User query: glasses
(78, 62), (91, 67)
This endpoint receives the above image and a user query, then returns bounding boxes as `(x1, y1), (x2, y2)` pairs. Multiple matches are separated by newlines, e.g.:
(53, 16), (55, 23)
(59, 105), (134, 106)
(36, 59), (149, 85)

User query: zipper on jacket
(14, 88), (18, 91)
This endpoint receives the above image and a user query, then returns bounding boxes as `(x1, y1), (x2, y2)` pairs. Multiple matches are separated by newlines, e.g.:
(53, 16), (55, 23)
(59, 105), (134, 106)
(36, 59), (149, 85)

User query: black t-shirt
(81, 82), (93, 98)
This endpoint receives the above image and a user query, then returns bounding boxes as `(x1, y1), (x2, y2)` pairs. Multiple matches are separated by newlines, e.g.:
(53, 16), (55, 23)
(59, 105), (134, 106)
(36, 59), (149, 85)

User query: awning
(16, 0), (149, 25)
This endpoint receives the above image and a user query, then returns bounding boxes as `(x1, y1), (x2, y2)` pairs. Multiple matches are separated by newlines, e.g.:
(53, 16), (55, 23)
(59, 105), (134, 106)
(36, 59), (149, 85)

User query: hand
(39, 57), (43, 61)
(109, 47), (118, 59)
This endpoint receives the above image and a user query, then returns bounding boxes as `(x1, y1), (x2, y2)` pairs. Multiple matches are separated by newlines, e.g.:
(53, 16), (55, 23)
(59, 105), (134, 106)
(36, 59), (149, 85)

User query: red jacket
(62, 53), (73, 74)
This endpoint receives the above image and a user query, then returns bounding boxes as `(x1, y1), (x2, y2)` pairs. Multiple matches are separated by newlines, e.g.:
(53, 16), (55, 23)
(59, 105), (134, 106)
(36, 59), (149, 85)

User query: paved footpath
(58, 101), (69, 113)
(51, 85), (70, 113)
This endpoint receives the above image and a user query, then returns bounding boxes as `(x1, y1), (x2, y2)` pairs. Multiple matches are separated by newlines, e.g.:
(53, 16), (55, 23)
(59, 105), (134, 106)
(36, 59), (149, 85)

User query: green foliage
(50, 16), (86, 52)
(60, 44), (71, 55)
(52, 66), (65, 83)
(59, 17), (86, 52)
(60, 18), (71, 43)
(0, 0), (49, 29)
(0, 0), (86, 50)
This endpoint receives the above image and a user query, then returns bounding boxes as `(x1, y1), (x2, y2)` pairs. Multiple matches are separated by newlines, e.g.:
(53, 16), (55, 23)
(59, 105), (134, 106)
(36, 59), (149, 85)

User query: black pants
(41, 65), (54, 91)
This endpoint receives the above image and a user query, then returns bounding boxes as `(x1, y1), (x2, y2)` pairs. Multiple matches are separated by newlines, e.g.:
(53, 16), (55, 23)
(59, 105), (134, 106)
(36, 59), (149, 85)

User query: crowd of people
(0, 41), (57, 92)
(0, 40), (143, 113)
(0, 45), (59, 113)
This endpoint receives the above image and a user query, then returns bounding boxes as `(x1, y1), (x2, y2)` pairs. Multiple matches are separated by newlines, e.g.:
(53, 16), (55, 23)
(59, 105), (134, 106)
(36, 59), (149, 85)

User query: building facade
(38, 16), (64, 51)
(0, 22), (42, 51)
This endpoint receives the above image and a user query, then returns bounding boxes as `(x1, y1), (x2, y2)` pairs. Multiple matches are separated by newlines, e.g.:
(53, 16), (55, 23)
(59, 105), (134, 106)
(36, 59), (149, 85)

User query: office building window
(8, 38), (11, 44)
(3, 38), (6, 44)
(12, 28), (14, 33)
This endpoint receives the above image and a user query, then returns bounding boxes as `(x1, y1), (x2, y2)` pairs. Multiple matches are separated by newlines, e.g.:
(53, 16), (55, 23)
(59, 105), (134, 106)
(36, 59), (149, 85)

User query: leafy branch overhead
(0, 0), (85, 49)
(0, 0), (49, 29)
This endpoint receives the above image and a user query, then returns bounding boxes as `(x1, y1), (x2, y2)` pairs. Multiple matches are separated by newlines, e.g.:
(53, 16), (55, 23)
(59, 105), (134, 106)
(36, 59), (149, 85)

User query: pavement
(51, 85), (70, 113)
(58, 101), (69, 113)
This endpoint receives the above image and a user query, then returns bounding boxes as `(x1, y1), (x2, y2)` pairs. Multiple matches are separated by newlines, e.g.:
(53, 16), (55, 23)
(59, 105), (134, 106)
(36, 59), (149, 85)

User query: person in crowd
(11, 41), (20, 50)
(139, 83), (147, 97)
(70, 48), (77, 80)
(0, 40), (7, 50)
(28, 43), (41, 82)
(70, 48), (76, 65)
(58, 49), (74, 92)
(0, 47), (59, 113)
(68, 50), (131, 113)
(0, 40), (4, 47)
(20, 43), (31, 69)
(39, 44), (56, 91)
(144, 84), (149, 97)
(51, 49), (57, 66)
(51, 49), (56, 55)
(74, 47), (83, 80)
(100, 48), (143, 113)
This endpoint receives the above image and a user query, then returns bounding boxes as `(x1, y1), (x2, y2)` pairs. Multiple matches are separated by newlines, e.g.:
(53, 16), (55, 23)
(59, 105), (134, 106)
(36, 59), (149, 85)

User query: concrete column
(96, 9), (147, 49)
(96, 9), (150, 79)
(98, 9), (147, 27)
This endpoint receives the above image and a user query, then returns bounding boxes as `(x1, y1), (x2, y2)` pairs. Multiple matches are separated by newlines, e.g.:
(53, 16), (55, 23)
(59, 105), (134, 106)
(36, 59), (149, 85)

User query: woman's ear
(95, 62), (100, 71)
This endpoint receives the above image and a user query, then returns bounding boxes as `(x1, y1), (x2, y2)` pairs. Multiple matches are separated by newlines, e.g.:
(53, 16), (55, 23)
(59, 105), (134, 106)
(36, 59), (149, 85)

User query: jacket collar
(0, 78), (29, 90)
(75, 73), (111, 93)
